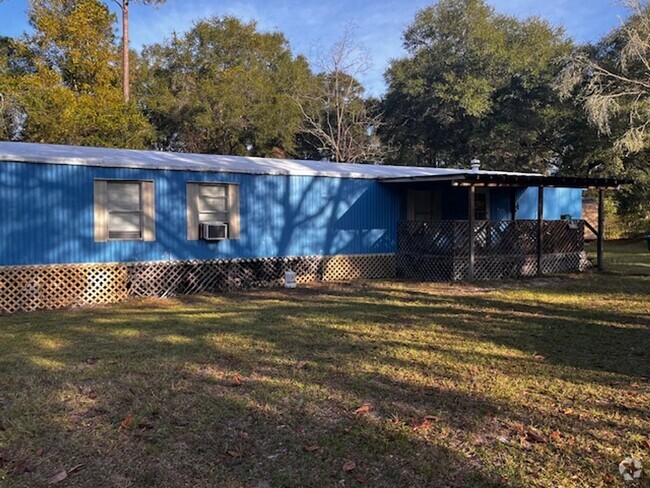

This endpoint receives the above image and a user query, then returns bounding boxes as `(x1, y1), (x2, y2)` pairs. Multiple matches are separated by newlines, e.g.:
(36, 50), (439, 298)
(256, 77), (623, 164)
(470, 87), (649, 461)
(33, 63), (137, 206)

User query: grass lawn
(1, 241), (649, 487)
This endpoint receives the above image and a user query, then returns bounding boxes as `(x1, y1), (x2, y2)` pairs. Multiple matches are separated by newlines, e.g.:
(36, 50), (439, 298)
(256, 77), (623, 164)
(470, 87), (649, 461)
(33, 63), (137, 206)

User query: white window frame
(186, 182), (240, 240)
(107, 180), (144, 241)
(197, 183), (229, 224)
(94, 179), (155, 242)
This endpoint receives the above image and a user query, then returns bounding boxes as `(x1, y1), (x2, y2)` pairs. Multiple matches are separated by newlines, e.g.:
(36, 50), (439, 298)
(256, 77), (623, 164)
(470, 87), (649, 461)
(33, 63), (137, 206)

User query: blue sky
(0, 0), (630, 95)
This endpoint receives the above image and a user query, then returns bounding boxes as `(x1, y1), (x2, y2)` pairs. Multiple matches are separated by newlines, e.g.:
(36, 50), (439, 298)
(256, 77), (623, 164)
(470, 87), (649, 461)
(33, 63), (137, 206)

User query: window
(198, 184), (228, 223)
(408, 190), (442, 221)
(186, 182), (240, 240)
(94, 180), (155, 242)
(108, 182), (142, 240)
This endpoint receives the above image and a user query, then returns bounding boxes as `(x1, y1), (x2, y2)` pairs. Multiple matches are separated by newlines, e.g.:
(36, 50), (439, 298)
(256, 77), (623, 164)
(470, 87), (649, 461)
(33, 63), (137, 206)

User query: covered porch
(380, 172), (626, 281)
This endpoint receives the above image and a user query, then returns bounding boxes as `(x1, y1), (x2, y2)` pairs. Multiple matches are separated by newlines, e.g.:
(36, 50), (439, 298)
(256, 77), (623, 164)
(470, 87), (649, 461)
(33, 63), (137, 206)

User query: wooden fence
(396, 220), (591, 281)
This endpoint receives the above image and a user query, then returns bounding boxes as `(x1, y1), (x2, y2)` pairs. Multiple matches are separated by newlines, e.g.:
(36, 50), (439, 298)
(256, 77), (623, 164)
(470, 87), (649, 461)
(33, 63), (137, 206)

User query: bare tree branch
(292, 26), (385, 163)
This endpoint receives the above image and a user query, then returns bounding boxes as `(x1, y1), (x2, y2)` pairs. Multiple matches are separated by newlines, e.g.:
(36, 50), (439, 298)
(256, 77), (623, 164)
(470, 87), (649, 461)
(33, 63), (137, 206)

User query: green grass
(1, 241), (649, 487)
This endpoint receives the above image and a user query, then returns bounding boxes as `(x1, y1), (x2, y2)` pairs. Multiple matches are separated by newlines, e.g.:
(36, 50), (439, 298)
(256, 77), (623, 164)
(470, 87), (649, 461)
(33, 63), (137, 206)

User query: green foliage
(557, 2), (650, 234)
(138, 17), (312, 156)
(29, 0), (118, 90)
(0, 0), (153, 148)
(381, 0), (572, 171)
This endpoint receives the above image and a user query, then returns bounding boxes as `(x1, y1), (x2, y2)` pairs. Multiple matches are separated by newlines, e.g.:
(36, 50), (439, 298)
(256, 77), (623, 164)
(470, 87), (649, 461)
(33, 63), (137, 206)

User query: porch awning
(378, 172), (628, 189)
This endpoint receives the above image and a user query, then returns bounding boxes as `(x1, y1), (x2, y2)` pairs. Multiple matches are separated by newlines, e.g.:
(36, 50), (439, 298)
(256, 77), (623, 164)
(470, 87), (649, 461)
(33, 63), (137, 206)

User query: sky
(0, 0), (631, 96)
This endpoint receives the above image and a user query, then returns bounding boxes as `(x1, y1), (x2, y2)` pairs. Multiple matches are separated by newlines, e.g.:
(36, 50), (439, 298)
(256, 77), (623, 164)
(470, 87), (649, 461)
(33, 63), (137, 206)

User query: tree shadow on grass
(0, 299), (514, 487)
(0, 279), (648, 487)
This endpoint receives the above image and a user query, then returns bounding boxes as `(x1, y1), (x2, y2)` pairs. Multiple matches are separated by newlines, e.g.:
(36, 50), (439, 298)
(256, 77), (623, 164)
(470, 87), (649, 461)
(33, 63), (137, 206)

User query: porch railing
(396, 219), (590, 281)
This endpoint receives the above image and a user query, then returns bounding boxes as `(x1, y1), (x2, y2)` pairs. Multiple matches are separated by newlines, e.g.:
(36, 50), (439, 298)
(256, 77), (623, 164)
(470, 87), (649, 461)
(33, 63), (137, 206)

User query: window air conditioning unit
(200, 221), (229, 241)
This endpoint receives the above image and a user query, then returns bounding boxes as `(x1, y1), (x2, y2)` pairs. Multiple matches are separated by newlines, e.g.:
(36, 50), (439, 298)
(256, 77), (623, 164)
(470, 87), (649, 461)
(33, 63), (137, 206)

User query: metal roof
(380, 172), (628, 189)
(0, 141), (538, 180)
(0, 142), (626, 188)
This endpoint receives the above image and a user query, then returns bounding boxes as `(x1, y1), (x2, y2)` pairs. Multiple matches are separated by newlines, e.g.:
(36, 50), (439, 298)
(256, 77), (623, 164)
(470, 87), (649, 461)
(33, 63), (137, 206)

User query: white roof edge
(0, 141), (541, 179)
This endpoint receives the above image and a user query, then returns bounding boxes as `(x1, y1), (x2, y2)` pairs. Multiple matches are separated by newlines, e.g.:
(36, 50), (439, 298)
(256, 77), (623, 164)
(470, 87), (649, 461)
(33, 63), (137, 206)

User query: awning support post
(537, 186), (544, 276)
(468, 185), (476, 281)
(597, 188), (605, 272)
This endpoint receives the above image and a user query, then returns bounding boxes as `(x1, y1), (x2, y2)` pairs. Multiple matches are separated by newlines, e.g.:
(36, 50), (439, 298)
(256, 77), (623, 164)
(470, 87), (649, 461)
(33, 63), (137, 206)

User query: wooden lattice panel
(541, 251), (591, 275)
(0, 263), (128, 313)
(322, 254), (395, 281)
(543, 221), (584, 254)
(474, 221), (538, 257)
(397, 220), (588, 282)
(474, 256), (538, 281)
(0, 254), (397, 314)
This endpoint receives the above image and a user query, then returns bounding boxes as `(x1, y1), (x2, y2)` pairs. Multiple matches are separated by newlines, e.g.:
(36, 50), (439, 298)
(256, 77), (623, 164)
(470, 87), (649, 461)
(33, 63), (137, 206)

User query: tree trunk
(122, 0), (130, 102)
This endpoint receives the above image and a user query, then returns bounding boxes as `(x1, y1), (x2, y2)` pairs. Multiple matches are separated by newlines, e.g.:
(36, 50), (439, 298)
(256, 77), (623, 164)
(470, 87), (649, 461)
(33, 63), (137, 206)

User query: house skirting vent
(0, 254), (396, 313)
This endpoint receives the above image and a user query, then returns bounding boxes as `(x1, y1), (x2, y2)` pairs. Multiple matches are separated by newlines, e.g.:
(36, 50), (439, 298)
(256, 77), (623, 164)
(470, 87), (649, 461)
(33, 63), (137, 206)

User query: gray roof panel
(0, 141), (540, 179)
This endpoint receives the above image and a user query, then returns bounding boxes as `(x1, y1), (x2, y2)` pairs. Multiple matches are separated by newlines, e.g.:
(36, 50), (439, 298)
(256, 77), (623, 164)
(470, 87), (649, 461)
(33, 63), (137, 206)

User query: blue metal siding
(0, 161), (584, 266)
(515, 187), (583, 220)
(0, 162), (401, 266)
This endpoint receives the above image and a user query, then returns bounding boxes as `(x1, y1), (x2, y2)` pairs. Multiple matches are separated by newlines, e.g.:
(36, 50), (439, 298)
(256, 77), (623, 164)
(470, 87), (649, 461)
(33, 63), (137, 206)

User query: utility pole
(121, 0), (130, 101)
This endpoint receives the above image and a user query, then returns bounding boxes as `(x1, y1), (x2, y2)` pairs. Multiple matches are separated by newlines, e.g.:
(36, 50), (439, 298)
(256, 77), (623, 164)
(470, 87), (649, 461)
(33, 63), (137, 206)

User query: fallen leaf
(550, 431), (561, 441)
(342, 460), (356, 472)
(12, 462), (30, 475)
(303, 445), (320, 452)
(512, 422), (525, 435)
(81, 387), (97, 400)
(563, 408), (574, 415)
(138, 421), (154, 430)
(413, 416), (436, 430)
(48, 470), (67, 484)
(227, 450), (241, 458)
(228, 375), (242, 387)
(353, 473), (367, 484)
(525, 428), (547, 444)
(68, 464), (84, 474)
(603, 473), (613, 483)
(119, 413), (136, 430)
(353, 404), (372, 415)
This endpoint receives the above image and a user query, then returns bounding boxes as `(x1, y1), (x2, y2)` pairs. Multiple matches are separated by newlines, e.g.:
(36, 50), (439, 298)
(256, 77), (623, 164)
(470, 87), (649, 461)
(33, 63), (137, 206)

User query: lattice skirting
(0, 254), (396, 313)
(397, 251), (591, 282)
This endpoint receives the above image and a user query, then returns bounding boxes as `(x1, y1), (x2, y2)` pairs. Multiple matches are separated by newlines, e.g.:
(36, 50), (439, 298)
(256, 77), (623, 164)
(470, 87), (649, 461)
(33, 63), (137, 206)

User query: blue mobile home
(0, 142), (621, 312)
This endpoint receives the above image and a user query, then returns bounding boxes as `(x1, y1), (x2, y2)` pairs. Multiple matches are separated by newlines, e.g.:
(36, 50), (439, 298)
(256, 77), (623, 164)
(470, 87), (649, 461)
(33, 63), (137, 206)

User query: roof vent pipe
(470, 158), (481, 172)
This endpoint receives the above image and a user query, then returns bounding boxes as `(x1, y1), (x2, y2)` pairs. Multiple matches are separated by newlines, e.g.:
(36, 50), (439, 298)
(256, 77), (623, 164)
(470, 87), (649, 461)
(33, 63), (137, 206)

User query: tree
(293, 29), (385, 163)
(138, 17), (312, 156)
(381, 0), (572, 171)
(110, 0), (165, 101)
(558, 0), (650, 154)
(0, 0), (153, 147)
(557, 0), (650, 233)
